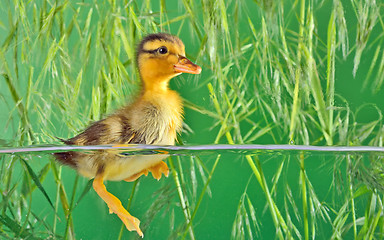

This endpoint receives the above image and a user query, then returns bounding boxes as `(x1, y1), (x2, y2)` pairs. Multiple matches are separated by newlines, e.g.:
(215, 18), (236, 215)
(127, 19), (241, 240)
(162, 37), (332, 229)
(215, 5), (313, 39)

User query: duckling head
(136, 33), (201, 91)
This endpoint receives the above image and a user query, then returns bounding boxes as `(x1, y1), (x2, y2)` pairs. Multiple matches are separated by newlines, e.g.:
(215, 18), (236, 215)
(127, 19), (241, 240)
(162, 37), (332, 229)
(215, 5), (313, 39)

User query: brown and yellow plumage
(54, 33), (201, 237)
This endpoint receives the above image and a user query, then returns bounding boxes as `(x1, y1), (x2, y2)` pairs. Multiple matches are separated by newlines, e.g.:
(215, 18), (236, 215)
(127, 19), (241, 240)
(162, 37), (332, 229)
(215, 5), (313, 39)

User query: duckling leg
(124, 169), (149, 182)
(92, 175), (143, 237)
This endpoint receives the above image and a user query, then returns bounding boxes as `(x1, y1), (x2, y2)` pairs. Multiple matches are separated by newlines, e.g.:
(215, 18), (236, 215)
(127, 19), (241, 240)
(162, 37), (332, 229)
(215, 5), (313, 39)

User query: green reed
(0, 0), (384, 239)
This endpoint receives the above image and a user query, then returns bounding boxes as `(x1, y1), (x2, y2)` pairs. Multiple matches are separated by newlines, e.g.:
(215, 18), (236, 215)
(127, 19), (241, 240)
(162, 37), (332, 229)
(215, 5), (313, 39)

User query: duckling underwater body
(54, 33), (201, 237)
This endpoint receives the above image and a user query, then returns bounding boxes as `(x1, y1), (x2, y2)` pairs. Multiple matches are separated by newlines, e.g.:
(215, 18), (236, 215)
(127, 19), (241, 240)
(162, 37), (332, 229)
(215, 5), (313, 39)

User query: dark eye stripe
(141, 49), (157, 54)
(142, 47), (168, 55)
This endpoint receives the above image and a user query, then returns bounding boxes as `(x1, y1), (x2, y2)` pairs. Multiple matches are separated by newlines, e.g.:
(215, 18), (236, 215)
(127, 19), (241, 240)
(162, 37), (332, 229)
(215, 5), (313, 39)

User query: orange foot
(124, 161), (169, 182)
(148, 161), (169, 180)
(93, 176), (143, 237)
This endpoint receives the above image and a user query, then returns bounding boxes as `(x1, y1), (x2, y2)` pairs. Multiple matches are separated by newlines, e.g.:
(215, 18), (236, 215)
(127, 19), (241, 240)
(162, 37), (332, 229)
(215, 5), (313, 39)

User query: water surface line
(1, 144), (384, 154)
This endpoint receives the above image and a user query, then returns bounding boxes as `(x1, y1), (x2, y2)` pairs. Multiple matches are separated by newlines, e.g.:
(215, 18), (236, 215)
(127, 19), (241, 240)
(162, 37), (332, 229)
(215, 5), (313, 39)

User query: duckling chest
(130, 93), (183, 145)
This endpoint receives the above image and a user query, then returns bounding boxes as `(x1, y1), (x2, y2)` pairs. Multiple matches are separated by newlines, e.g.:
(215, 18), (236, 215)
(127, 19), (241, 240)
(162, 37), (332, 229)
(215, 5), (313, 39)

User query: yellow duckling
(54, 33), (201, 237)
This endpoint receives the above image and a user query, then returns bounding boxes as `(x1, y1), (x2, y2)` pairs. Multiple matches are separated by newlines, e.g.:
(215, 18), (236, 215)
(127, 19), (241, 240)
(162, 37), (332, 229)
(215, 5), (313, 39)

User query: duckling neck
(139, 76), (182, 111)
(140, 73), (177, 93)
(142, 80), (169, 93)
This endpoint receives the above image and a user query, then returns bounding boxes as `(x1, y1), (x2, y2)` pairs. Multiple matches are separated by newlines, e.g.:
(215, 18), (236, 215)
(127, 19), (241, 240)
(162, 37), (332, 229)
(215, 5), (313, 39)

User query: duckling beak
(174, 56), (202, 74)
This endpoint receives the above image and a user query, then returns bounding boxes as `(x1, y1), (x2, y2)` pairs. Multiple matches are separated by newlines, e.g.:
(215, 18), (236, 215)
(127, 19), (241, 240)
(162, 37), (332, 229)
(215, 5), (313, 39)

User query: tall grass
(0, 0), (384, 239)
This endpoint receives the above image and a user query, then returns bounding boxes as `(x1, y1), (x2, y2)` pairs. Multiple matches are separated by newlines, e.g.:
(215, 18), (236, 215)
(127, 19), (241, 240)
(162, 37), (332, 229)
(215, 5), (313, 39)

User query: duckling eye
(158, 46), (168, 54)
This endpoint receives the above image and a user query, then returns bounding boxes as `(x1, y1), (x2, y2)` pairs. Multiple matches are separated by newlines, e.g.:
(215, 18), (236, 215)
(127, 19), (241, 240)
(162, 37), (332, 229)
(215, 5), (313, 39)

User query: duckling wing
(62, 119), (111, 145)
(63, 114), (152, 146)
(54, 116), (140, 167)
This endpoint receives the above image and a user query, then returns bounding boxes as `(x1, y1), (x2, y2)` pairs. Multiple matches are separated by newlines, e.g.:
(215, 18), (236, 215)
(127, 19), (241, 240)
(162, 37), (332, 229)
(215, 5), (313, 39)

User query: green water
(1, 0), (384, 239)
(0, 146), (383, 239)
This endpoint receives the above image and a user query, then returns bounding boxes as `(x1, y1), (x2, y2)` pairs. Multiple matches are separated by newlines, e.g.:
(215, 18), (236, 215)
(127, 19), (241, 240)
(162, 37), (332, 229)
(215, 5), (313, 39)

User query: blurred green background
(1, 0), (384, 239)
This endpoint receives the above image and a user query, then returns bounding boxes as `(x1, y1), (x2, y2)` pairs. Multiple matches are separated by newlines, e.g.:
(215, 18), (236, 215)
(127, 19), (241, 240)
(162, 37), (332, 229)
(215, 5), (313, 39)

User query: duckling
(54, 33), (201, 237)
